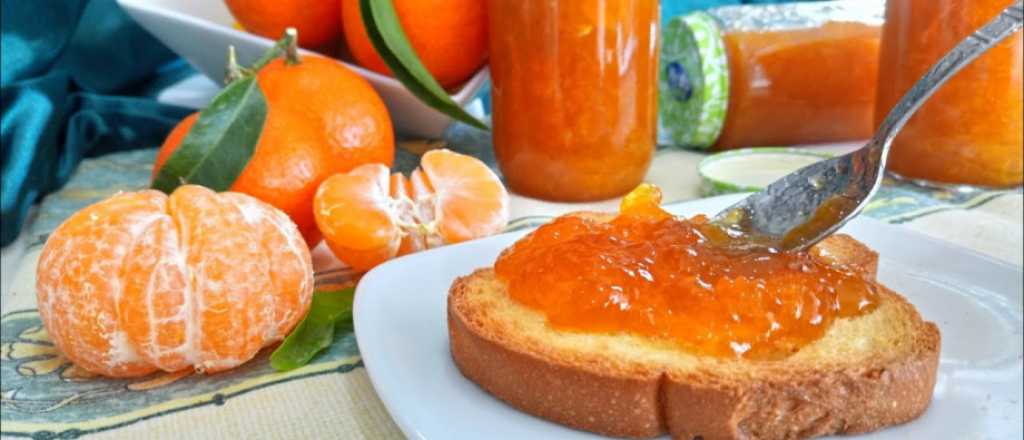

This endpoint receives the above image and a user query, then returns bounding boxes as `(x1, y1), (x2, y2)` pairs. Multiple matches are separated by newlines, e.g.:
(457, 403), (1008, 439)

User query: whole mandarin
(154, 55), (394, 247)
(341, 0), (488, 88)
(256, 56), (394, 170)
(154, 109), (329, 247)
(225, 0), (342, 49)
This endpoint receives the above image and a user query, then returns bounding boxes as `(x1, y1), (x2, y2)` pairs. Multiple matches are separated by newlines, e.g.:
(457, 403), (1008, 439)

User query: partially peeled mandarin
(314, 149), (509, 272)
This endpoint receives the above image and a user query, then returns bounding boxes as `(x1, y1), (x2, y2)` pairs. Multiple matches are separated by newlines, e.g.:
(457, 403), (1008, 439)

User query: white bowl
(118, 0), (489, 138)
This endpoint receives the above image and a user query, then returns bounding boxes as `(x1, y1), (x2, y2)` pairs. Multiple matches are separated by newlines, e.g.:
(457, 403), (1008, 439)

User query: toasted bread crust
(449, 291), (665, 438)
(663, 330), (939, 440)
(448, 235), (940, 440)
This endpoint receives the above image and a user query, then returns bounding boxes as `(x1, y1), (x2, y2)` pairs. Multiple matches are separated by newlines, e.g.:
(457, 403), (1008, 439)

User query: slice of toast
(448, 233), (940, 440)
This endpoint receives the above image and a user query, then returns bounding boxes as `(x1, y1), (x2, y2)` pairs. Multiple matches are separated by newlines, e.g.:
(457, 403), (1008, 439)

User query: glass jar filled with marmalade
(876, 0), (1024, 186)
(659, 1), (884, 151)
(487, 0), (660, 202)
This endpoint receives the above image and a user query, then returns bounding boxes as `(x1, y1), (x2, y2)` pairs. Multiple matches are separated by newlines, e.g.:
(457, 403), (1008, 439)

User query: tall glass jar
(876, 0), (1023, 187)
(488, 0), (660, 201)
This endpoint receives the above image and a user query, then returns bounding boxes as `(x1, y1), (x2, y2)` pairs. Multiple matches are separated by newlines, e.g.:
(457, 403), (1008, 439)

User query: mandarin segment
(406, 168), (441, 249)
(389, 173), (426, 256)
(168, 186), (273, 373)
(119, 212), (192, 372)
(220, 192), (314, 340)
(419, 149), (508, 244)
(37, 191), (169, 377)
(36, 185), (314, 377)
(314, 164), (400, 271)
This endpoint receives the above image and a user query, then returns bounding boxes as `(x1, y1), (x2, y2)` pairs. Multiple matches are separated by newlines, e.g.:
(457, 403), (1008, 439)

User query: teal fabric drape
(1, 0), (193, 245)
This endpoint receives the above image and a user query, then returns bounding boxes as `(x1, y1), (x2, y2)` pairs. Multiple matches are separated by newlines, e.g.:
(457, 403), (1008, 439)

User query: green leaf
(270, 288), (356, 371)
(151, 76), (267, 193)
(360, 0), (488, 131)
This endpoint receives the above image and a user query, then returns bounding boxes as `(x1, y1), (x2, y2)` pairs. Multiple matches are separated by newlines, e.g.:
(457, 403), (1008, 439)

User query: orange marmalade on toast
(495, 184), (879, 360)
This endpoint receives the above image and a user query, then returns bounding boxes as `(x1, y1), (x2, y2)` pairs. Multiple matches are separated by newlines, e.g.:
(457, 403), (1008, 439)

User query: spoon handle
(873, 1), (1023, 160)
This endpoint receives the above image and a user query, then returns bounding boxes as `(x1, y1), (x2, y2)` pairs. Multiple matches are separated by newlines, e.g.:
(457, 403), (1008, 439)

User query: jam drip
(494, 184), (878, 360)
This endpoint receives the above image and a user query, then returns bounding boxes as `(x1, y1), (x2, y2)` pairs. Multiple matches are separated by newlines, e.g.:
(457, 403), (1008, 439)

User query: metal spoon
(710, 1), (1024, 252)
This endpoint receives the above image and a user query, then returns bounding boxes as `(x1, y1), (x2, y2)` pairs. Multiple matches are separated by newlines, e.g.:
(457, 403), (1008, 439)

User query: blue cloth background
(1, 0), (193, 245)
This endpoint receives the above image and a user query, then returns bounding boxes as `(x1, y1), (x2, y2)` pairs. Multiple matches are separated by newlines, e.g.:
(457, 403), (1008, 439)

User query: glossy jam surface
(715, 22), (881, 150)
(876, 0), (1023, 186)
(487, 0), (659, 201)
(494, 185), (879, 360)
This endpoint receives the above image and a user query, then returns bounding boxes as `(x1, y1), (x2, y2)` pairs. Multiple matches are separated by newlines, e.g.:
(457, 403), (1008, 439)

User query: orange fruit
(225, 0), (342, 49)
(154, 55), (394, 247)
(314, 149), (508, 271)
(36, 185), (314, 377)
(256, 56), (395, 169)
(341, 0), (488, 88)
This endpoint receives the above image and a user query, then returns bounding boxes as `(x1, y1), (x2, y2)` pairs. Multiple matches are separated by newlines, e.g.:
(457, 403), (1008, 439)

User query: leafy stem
(224, 28), (300, 85)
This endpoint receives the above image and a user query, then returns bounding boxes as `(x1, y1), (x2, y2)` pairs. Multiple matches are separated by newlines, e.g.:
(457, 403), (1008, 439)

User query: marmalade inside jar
(714, 21), (882, 150)
(494, 185), (879, 360)
(487, 0), (659, 201)
(876, 0), (1023, 186)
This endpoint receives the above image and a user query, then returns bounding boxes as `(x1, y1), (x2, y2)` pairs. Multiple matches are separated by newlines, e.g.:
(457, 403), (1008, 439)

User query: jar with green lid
(659, 0), (884, 150)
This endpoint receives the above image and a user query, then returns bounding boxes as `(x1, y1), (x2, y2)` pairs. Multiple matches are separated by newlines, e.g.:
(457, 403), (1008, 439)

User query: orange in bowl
(341, 0), (488, 88)
(225, 0), (343, 49)
(36, 185), (314, 377)
(314, 149), (508, 271)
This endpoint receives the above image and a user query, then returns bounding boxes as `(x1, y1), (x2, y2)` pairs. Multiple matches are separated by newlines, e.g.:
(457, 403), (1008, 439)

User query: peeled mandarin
(36, 185), (314, 377)
(314, 149), (509, 272)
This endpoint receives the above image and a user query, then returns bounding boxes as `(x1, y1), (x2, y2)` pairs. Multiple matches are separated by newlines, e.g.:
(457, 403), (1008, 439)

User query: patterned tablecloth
(1, 146), (1021, 439)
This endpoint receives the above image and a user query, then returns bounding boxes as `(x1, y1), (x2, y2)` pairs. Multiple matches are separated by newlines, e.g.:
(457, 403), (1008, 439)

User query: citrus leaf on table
(271, 288), (355, 371)
(151, 76), (267, 193)
(360, 0), (488, 131)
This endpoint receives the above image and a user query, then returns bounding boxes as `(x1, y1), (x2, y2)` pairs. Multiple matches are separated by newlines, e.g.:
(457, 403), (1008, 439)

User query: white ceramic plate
(355, 194), (1024, 440)
(117, 0), (489, 138)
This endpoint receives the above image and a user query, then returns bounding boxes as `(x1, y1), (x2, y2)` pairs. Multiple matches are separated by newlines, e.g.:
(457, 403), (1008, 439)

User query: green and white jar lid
(658, 11), (730, 150)
(699, 148), (834, 197)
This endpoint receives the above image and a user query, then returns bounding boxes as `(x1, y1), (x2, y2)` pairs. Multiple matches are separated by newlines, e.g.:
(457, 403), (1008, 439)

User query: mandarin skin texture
(154, 56), (395, 247)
